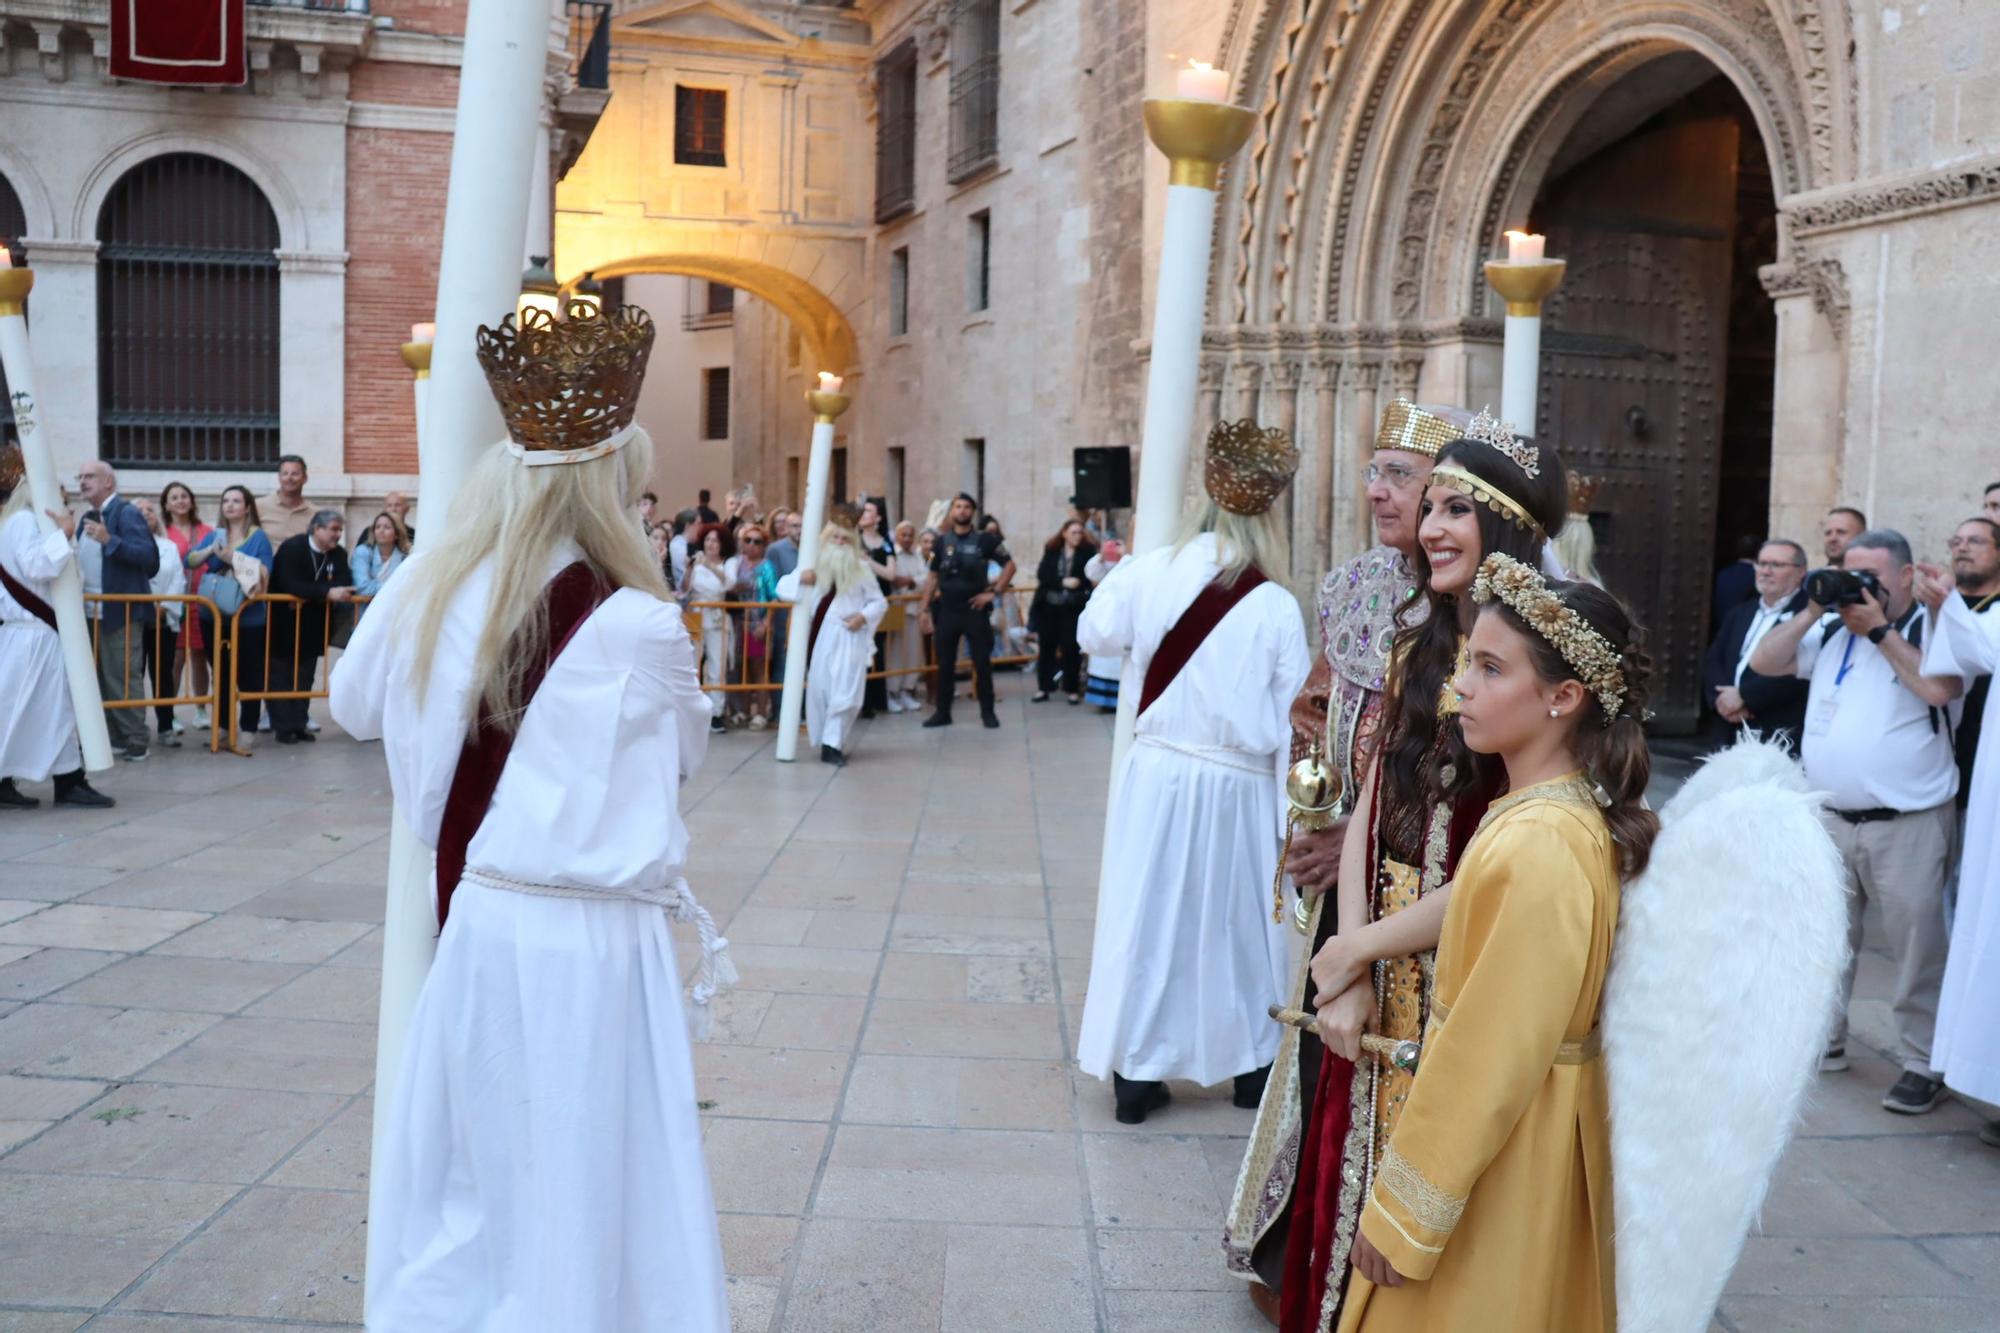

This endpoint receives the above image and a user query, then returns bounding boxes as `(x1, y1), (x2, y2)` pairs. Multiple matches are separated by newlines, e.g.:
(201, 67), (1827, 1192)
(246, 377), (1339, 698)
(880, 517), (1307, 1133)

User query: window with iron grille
(889, 246), (910, 337)
(967, 210), (991, 312)
(701, 367), (731, 440)
(946, 0), (1001, 183)
(97, 154), (280, 469)
(874, 39), (918, 222)
(675, 86), (728, 167)
(0, 172), (25, 445)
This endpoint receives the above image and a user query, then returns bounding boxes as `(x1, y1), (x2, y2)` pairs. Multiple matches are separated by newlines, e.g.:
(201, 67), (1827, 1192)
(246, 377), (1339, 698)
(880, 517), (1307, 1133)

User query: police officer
(918, 493), (1016, 728)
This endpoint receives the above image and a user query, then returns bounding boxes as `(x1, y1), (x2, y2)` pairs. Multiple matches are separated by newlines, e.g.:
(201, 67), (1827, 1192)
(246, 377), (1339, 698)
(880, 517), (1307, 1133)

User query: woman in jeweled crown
(1278, 420), (1571, 1333)
(1337, 560), (1656, 1333)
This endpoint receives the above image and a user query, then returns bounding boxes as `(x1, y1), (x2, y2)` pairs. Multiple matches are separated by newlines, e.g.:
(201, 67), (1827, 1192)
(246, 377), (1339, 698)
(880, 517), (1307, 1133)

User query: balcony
(567, 0), (610, 92)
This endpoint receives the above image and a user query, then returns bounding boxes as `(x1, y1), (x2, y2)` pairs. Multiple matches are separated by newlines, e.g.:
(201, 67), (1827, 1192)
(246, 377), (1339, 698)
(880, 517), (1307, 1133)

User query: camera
(1805, 566), (1883, 608)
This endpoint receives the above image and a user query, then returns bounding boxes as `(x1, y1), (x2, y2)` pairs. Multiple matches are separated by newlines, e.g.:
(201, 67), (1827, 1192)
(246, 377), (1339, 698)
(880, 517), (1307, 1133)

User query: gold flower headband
(1430, 464), (1545, 539)
(1471, 553), (1627, 721)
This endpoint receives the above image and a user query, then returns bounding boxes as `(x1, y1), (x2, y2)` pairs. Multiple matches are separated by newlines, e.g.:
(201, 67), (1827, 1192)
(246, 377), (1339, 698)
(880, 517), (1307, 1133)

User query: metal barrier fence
(74, 582), (1050, 747)
(84, 594), (229, 754)
(228, 593), (373, 755)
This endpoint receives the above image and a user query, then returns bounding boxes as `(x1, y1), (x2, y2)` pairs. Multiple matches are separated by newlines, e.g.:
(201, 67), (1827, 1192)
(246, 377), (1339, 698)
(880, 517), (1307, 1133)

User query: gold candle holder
(399, 341), (433, 379)
(806, 390), (851, 425)
(0, 267), (33, 318)
(1482, 258), (1567, 317)
(1142, 98), (1258, 190)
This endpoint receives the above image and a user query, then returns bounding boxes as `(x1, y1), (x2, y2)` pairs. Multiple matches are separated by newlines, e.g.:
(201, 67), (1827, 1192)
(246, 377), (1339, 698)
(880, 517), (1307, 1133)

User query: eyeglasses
(1753, 560), (1805, 570)
(1365, 461), (1424, 490)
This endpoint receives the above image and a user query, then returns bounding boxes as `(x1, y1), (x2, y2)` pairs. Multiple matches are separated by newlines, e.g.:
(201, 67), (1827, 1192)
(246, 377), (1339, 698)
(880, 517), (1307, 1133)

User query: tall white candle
(1505, 230), (1546, 263)
(0, 246), (12, 269)
(410, 322), (435, 344)
(816, 371), (844, 394)
(1176, 60), (1230, 103)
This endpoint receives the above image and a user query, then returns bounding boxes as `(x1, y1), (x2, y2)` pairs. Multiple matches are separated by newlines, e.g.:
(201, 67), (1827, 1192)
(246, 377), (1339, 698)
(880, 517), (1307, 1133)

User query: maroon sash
(805, 590), (834, 669)
(0, 561), (57, 632)
(433, 562), (616, 931)
(1137, 566), (1269, 716)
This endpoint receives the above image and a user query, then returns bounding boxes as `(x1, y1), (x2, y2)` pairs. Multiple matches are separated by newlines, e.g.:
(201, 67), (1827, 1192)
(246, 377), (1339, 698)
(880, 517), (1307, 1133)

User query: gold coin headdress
(1471, 553), (1628, 721)
(1373, 399), (1461, 458)
(475, 300), (656, 467)
(1204, 419), (1300, 517)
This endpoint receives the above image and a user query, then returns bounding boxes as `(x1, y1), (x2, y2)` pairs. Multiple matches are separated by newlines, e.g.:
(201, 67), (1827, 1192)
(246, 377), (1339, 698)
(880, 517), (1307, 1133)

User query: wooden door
(1535, 114), (1739, 730)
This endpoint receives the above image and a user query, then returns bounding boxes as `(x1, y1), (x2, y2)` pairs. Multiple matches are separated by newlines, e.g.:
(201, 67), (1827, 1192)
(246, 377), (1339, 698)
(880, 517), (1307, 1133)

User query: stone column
(276, 249), (349, 479)
(1344, 360), (1381, 558)
(1760, 257), (1849, 547)
(1310, 356), (1340, 576)
(1197, 356), (1225, 436)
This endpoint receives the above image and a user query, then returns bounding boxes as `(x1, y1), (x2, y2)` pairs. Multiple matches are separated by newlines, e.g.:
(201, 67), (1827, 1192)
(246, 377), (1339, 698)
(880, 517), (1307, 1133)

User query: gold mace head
(1285, 740), (1343, 831)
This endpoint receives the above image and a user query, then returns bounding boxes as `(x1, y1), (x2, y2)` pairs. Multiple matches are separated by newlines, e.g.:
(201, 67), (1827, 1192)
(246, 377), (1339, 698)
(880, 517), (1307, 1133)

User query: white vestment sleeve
(633, 594), (712, 781)
(331, 549), (423, 741)
(857, 577), (888, 633)
(775, 569), (805, 602)
(3, 516), (73, 582)
(1925, 590), (2000, 678)
(1077, 557), (1140, 658)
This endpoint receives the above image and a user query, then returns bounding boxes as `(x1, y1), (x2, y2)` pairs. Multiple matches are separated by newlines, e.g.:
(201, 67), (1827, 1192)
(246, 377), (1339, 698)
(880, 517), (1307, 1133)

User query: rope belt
(460, 867), (738, 1041)
(1134, 732), (1274, 778)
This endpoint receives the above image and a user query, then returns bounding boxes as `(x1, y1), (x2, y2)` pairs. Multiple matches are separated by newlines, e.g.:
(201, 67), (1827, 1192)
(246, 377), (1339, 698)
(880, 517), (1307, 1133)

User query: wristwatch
(1867, 624), (1891, 645)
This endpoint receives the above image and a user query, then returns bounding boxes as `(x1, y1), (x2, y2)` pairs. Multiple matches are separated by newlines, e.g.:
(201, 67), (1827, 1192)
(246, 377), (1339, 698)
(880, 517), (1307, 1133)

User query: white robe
(0, 510), (81, 782)
(1923, 589), (2000, 1103)
(1075, 534), (1311, 1085)
(329, 547), (728, 1333)
(776, 568), (887, 751)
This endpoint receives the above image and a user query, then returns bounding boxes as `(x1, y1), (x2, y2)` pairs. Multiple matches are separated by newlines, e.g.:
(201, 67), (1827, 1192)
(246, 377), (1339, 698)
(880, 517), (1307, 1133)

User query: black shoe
(709, 718), (727, 734)
(859, 707), (877, 720)
(820, 744), (846, 767)
(1031, 691), (1051, 702)
(157, 728), (182, 749)
(0, 779), (38, 809)
(121, 744), (148, 762)
(1882, 1071), (1946, 1115)
(921, 712), (953, 728)
(1233, 1064), (1273, 1109)
(981, 712), (1001, 729)
(275, 731), (301, 745)
(1067, 694), (1082, 706)
(1112, 1074), (1171, 1125)
(53, 780), (114, 809)
(1819, 1044), (1850, 1073)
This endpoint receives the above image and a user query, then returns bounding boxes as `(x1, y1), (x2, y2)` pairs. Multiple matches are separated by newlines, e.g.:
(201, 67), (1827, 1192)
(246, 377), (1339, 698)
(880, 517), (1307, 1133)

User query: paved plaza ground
(1, 679), (1997, 1332)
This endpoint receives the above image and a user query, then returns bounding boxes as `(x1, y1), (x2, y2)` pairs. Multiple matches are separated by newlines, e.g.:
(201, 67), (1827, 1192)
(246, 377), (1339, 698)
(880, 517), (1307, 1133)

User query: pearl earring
(1549, 708), (1559, 718)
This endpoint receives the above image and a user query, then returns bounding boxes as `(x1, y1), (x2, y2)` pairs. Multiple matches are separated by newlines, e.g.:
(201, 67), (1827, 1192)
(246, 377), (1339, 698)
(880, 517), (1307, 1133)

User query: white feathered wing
(1604, 736), (1850, 1333)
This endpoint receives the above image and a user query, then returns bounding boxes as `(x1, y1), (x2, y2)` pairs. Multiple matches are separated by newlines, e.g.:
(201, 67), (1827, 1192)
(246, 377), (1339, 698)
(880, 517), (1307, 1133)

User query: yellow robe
(1338, 774), (1618, 1333)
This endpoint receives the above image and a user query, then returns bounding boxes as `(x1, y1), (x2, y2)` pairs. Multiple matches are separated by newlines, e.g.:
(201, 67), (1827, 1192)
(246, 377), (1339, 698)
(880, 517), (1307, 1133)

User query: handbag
(198, 569), (246, 617)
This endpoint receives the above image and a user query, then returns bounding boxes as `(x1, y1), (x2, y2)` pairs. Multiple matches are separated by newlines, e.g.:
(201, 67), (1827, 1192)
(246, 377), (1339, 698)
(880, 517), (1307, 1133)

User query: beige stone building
(559, 0), (2000, 725)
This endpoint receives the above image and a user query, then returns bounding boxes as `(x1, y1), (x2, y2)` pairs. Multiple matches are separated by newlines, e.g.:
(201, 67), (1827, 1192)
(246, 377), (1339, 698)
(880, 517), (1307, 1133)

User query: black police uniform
(928, 527), (1009, 721)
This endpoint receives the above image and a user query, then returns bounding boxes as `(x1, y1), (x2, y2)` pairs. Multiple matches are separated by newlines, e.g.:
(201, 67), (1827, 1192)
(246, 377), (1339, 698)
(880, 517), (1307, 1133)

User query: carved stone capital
(1759, 255), (1849, 340)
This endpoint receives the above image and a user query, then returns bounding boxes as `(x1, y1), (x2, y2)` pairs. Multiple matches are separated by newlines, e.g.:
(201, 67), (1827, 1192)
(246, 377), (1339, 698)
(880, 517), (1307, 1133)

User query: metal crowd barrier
(84, 593), (229, 754)
(227, 592), (373, 755)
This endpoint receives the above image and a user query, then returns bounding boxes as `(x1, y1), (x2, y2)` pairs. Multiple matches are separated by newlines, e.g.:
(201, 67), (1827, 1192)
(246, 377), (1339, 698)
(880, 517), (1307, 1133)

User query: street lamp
(572, 272), (604, 318)
(518, 254), (560, 322)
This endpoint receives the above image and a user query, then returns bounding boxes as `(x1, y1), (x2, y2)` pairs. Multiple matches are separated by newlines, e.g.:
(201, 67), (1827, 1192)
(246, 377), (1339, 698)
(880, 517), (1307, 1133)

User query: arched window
(97, 153), (279, 467)
(0, 171), (24, 445)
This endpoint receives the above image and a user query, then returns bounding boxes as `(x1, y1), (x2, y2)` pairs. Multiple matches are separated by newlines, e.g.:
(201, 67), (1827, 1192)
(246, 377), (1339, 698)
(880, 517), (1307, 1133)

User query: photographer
(1750, 529), (1962, 1115)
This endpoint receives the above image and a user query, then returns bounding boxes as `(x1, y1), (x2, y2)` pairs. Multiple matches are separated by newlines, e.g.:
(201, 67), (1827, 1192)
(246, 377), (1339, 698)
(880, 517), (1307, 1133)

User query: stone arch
(0, 143), (58, 239)
(1218, 0), (1855, 329)
(554, 220), (863, 377)
(73, 129), (309, 250)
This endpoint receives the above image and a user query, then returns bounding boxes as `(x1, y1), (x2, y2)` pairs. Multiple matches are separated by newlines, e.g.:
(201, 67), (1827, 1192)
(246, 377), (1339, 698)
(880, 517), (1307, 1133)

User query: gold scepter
(1269, 1004), (1421, 1074)
(1272, 739), (1344, 927)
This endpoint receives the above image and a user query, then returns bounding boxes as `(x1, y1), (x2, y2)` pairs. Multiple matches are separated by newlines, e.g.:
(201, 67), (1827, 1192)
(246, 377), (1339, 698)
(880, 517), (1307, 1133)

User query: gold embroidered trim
(1475, 773), (1597, 835)
(1425, 998), (1601, 1064)
(1376, 1142), (1467, 1236)
(1367, 1193), (1446, 1255)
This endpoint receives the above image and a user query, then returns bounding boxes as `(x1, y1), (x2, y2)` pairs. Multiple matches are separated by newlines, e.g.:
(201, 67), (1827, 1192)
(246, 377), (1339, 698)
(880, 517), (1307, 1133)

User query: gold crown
(475, 301), (655, 457)
(1467, 407), (1541, 479)
(1205, 419), (1300, 516)
(1568, 472), (1604, 513)
(1374, 399), (1461, 458)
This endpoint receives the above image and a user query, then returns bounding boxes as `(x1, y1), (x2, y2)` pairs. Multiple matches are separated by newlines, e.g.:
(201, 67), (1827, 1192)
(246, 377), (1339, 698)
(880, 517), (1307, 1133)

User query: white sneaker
(193, 705), (210, 730)
(747, 715), (769, 731)
(305, 719), (321, 733)
(885, 695), (905, 714)
(170, 717), (185, 735)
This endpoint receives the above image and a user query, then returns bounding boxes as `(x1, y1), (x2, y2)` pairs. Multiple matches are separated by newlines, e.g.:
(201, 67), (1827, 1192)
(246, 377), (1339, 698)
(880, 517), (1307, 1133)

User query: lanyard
(1834, 635), (1857, 688)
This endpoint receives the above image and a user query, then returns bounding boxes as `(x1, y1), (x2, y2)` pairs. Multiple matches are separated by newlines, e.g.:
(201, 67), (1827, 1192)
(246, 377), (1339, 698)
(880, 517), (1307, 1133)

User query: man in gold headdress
(1224, 400), (1463, 1318)
(331, 304), (731, 1331)
(1076, 420), (1312, 1125)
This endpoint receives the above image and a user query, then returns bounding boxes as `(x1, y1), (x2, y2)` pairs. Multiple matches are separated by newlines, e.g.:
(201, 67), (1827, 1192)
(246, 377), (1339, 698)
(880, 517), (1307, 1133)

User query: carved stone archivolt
(1787, 155), (2000, 237)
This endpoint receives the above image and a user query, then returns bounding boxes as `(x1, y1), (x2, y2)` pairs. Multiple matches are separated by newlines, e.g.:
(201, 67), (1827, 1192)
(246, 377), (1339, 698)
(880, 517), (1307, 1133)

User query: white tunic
(329, 547), (728, 1333)
(1075, 535), (1311, 1085)
(776, 569), (887, 750)
(0, 510), (80, 782)
(1923, 590), (2000, 1103)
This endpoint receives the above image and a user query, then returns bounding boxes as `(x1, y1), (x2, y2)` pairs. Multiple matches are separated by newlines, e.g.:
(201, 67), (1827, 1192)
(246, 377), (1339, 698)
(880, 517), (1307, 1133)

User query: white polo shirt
(1796, 610), (1960, 812)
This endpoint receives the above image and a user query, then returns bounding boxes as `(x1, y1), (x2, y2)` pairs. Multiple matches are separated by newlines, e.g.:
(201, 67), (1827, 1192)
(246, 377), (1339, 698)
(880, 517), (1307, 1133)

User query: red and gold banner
(110, 0), (247, 87)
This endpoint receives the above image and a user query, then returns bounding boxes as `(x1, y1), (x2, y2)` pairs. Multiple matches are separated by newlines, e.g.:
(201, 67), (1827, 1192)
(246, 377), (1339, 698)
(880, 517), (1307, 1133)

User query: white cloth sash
(460, 867), (738, 1040)
(1134, 732), (1272, 778)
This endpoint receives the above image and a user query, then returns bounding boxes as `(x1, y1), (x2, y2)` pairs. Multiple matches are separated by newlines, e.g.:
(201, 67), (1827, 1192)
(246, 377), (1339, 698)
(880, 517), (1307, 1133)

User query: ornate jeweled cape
(1222, 546), (1421, 1286)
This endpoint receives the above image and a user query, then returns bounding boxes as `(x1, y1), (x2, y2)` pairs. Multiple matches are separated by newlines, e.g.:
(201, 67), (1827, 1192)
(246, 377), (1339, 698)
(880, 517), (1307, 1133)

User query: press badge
(1806, 693), (1837, 737)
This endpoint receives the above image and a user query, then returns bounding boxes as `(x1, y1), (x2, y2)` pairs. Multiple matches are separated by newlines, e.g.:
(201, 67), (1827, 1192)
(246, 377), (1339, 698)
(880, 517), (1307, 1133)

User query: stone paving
(0, 682), (1996, 1332)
